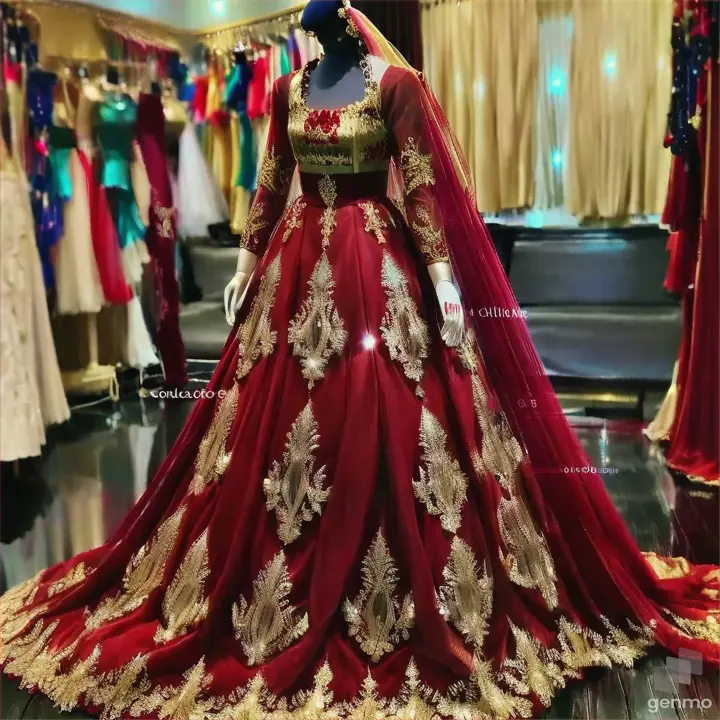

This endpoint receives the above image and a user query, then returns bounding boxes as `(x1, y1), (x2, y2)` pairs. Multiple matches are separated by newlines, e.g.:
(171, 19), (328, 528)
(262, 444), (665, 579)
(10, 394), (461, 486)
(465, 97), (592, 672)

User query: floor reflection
(1, 400), (718, 719)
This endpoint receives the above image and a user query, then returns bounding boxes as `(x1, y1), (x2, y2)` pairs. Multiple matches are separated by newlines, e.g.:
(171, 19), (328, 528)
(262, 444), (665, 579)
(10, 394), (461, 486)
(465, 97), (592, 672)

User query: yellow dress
(206, 62), (232, 204)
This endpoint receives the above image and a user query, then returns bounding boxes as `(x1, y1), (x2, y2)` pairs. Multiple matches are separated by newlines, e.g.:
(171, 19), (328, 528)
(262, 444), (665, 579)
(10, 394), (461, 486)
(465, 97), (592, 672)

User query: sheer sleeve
(383, 68), (450, 266)
(240, 76), (295, 256)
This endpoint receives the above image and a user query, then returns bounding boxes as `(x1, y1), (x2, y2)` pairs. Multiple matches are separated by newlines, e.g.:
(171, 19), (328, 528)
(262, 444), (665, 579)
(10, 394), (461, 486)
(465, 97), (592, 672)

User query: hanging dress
(0, 138), (69, 462)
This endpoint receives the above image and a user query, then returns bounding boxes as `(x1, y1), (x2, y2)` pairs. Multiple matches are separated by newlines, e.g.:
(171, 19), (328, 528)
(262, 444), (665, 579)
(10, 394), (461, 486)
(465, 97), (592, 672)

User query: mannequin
(224, 0), (464, 346)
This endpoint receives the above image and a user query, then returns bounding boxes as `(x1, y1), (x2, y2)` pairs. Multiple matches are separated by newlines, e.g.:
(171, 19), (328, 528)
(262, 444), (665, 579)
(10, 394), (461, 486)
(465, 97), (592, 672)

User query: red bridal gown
(1, 60), (719, 720)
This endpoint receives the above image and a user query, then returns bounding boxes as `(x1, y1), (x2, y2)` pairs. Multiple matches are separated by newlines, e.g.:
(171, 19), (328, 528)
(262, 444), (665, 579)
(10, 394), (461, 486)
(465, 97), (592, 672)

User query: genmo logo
(648, 698), (712, 713)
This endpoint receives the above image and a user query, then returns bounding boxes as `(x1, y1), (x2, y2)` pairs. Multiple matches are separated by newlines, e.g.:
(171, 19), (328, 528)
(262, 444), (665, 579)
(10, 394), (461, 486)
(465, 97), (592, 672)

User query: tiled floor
(1, 398), (718, 719)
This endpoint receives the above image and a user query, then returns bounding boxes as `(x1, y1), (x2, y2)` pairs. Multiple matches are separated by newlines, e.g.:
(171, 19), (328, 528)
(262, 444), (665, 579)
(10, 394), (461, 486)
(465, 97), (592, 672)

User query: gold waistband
(298, 161), (389, 176)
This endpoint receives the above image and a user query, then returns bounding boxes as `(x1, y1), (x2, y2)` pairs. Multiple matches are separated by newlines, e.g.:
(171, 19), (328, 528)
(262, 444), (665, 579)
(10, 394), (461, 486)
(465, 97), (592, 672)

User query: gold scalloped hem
(1, 615), (663, 720)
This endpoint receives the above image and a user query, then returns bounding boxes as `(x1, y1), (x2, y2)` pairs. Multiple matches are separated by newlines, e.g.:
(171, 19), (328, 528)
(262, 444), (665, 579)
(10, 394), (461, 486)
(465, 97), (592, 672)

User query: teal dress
(95, 93), (146, 253)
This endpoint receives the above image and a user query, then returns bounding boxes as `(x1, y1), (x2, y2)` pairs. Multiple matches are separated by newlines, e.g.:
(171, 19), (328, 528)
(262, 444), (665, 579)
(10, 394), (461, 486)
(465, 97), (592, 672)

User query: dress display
(2, 9), (719, 720)
(136, 92), (188, 389)
(0, 138), (70, 462)
(51, 81), (105, 316)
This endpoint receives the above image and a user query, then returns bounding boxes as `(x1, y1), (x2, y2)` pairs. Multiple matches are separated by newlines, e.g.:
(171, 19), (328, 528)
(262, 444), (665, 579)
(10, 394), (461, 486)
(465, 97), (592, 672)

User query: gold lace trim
(288, 252), (348, 390)
(236, 253), (282, 379)
(84, 506), (186, 630)
(411, 204), (449, 263)
(400, 136), (435, 195)
(264, 402), (330, 545)
(380, 251), (429, 384)
(240, 200), (268, 252)
(189, 384), (239, 495)
(343, 531), (414, 662)
(414, 407), (468, 533)
(232, 550), (309, 666)
(154, 530), (211, 644)
(87, 652), (151, 720)
(257, 148), (287, 194)
(283, 199), (306, 243)
(359, 201), (389, 244)
(318, 174), (337, 249)
(439, 537), (493, 650)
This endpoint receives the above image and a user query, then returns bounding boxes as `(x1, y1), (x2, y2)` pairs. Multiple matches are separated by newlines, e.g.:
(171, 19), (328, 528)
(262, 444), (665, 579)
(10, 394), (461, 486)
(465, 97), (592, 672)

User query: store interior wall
(65, 0), (186, 27)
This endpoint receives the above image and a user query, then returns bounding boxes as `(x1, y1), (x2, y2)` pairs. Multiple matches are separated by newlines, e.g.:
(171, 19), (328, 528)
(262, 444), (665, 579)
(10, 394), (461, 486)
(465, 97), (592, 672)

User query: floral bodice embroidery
(288, 61), (389, 175)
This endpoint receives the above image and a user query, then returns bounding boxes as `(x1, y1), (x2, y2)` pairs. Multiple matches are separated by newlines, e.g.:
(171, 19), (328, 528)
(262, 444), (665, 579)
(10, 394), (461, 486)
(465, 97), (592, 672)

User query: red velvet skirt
(2, 173), (719, 720)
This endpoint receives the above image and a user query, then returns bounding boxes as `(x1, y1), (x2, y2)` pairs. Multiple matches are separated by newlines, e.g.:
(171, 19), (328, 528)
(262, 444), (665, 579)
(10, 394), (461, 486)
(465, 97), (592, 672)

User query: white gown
(177, 121), (229, 238)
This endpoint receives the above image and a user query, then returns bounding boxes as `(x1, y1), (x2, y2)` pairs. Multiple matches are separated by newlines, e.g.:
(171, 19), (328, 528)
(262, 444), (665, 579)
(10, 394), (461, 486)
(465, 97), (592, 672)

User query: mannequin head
(301, 0), (353, 49)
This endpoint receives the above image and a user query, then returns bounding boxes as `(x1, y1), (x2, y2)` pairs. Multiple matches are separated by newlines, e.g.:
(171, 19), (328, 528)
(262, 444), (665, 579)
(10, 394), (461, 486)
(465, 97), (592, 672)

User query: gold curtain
(567, 0), (672, 218)
(421, 0), (538, 213)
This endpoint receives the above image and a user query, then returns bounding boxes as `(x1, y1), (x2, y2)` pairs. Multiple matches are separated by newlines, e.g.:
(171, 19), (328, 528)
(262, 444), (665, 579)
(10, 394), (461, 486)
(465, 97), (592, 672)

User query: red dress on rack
(247, 54), (270, 119)
(136, 94), (188, 389)
(1, 61), (719, 720)
(666, 60), (719, 485)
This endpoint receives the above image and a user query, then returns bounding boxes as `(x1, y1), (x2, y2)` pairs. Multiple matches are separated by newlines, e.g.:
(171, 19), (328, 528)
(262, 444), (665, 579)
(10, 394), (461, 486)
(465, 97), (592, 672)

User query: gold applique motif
(236, 254), (282, 379)
(501, 622), (566, 705)
(240, 201), (268, 252)
(400, 137), (435, 195)
(154, 205), (174, 239)
(438, 537), (493, 650)
(46, 644), (102, 711)
(380, 252), (429, 384)
(232, 550), (309, 666)
(318, 174), (337, 249)
(85, 653), (151, 720)
(257, 148), (287, 194)
(498, 489), (558, 610)
(47, 563), (88, 598)
(411, 205), (449, 263)
(288, 252), (348, 389)
(643, 552), (691, 580)
(360, 201), (388, 244)
(671, 613), (720, 644)
(264, 402), (330, 545)
(283, 200), (307, 243)
(85, 506), (186, 629)
(4, 620), (59, 677)
(1, 601), (49, 649)
(343, 531), (414, 662)
(458, 328), (479, 372)
(0, 572), (41, 634)
(130, 658), (215, 720)
(468, 658), (534, 720)
(154, 530), (211, 644)
(189, 384), (239, 495)
(414, 408), (468, 533)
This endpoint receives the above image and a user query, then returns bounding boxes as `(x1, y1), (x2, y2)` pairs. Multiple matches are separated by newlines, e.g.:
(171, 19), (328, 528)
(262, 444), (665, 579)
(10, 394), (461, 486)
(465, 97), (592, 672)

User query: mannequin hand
(436, 280), (464, 348)
(224, 272), (251, 326)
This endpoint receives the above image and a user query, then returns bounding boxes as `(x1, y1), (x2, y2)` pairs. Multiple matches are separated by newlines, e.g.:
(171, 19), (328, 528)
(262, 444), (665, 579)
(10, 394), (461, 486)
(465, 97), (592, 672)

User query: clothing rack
(197, 2), (307, 55)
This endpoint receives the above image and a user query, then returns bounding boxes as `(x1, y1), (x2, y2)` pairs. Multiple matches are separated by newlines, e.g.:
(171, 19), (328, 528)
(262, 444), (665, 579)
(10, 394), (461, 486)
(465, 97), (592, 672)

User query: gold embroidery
(189, 384), (239, 494)
(643, 552), (691, 580)
(458, 328), (479, 372)
(155, 530), (211, 644)
(257, 148), (286, 194)
(47, 563), (88, 597)
(240, 200), (268, 252)
(154, 205), (174, 239)
(85, 506), (186, 629)
(343, 531), (414, 662)
(380, 251), (429, 384)
(400, 137), (435, 195)
(18, 637), (78, 694)
(360, 201), (388, 244)
(1, 602), (48, 649)
(232, 550), (309, 666)
(47, 644), (102, 711)
(288, 252), (348, 389)
(283, 199), (307, 243)
(85, 653), (151, 720)
(438, 537), (493, 650)
(414, 408), (468, 533)
(501, 622), (566, 705)
(318, 174), (337, 249)
(236, 254), (282, 379)
(0, 572), (41, 631)
(411, 205), (449, 263)
(468, 658), (534, 720)
(498, 489), (558, 610)
(4, 620), (59, 677)
(264, 402), (330, 545)
(391, 195), (409, 226)
(671, 613), (720, 644)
